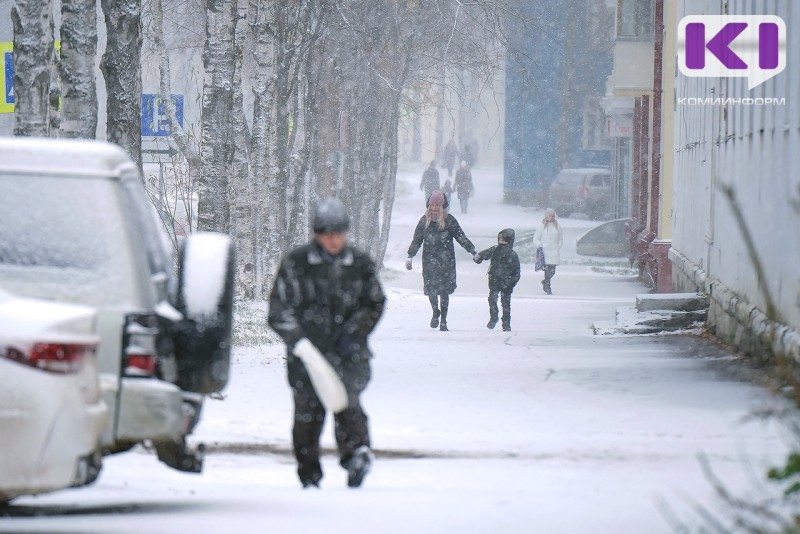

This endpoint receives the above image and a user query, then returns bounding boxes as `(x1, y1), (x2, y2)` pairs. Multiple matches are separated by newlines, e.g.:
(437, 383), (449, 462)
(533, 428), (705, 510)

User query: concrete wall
(612, 40), (654, 92)
(670, 0), (800, 363)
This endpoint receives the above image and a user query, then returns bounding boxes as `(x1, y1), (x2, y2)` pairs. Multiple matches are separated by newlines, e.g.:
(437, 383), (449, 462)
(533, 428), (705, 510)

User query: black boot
(430, 308), (440, 328)
(439, 295), (449, 331)
(428, 295), (440, 328)
(487, 316), (498, 329)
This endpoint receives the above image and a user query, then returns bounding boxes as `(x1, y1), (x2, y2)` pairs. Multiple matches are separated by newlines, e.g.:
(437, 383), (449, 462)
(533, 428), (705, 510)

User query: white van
(0, 138), (234, 477)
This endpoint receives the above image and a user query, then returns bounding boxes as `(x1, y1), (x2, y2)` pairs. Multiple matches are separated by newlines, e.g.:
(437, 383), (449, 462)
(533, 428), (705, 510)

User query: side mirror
(174, 232), (235, 394)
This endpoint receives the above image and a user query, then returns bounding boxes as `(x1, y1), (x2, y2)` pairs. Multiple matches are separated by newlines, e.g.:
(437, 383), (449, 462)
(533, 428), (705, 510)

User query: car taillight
(125, 350), (158, 376)
(123, 313), (159, 377)
(4, 342), (95, 374)
(578, 185), (589, 199)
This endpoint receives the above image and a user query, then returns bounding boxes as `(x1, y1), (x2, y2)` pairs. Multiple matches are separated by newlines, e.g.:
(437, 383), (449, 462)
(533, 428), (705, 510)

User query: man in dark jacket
(474, 228), (521, 331)
(419, 160), (440, 200)
(268, 198), (386, 489)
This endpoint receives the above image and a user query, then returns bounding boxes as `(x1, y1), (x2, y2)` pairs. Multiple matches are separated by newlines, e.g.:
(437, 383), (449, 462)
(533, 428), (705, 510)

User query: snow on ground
(1, 164), (793, 533)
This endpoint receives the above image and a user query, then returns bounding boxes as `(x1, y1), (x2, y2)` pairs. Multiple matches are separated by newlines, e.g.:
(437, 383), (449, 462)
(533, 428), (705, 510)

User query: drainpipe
(649, 0), (672, 292)
(627, 99), (643, 266)
(639, 94), (650, 229)
(650, 0), (663, 236)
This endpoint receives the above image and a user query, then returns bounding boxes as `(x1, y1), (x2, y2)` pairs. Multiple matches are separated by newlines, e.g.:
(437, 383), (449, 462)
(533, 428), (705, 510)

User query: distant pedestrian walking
(268, 198), (386, 489)
(419, 160), (440, 200)
(474, 228), (521, 331)
(454, 161), (474, 214)
(462, 143), (475, 168)
(442, 179), (454, 204)
(442, 138), (459, 178)
(405, 190), (480, 331)
(533, 208), (563, 295)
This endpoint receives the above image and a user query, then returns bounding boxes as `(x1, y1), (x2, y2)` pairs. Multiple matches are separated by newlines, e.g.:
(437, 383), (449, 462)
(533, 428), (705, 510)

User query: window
(617, 0), (653, 39)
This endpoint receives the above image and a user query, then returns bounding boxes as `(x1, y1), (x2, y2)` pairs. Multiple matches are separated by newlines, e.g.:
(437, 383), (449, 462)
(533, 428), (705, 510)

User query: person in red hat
(405, 190), (480, 331)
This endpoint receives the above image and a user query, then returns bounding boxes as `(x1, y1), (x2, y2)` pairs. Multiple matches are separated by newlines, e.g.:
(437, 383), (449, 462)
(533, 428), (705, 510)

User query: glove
(337, 335), (362, 355)
(292, 338), (348, 413)
(405, 258), (413, 270)
(472, 253), (482, 263)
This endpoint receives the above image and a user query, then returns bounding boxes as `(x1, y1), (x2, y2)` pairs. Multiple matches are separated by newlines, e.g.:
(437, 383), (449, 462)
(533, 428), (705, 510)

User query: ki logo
(678, 15), (786, 90)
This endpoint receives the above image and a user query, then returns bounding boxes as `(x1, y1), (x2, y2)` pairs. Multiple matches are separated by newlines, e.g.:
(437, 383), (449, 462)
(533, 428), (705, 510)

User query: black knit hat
(313, 198), (350, 234)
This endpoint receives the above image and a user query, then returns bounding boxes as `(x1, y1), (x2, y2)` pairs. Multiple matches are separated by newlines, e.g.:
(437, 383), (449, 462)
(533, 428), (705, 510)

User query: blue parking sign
(141, 93), (183, 136)
(4, 51), (13, 104)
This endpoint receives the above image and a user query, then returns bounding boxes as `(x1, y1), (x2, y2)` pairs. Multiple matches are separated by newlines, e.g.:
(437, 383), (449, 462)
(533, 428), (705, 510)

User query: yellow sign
(0, 41), (61, 114)
(0, 42), (13, 113)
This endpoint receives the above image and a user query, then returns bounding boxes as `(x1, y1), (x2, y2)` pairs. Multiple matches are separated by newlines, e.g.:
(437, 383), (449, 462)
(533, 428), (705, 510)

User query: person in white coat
(533, 208), (563, 295)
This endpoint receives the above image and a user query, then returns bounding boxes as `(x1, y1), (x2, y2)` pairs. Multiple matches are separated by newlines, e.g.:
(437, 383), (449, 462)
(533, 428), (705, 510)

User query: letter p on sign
(678, 15), (786, 90)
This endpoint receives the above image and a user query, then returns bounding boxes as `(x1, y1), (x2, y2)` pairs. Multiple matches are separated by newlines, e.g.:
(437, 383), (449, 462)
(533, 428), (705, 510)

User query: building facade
(503, 0), (614, 206)
(617, 0), (799, 363)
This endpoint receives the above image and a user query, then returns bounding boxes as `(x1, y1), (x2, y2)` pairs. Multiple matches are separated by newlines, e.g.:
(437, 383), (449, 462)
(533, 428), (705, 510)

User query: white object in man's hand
(292, 338), (348, 413)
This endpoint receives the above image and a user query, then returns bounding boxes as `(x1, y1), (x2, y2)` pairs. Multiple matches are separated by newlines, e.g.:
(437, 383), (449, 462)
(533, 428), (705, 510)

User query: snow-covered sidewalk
(4, 165), (791, 533)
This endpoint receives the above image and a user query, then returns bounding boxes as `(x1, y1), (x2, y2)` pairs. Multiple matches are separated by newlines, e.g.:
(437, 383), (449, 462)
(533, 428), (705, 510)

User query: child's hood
(500, 228), (515, 249)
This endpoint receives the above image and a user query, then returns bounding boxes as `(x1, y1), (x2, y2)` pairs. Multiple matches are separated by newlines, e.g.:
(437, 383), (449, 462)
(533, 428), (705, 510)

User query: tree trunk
(11, 0), (56, 137)
(311, 1), (412, 263)
(198, 0), (237, 233)
(375, 110), (399, 265)
(60, 0), (98, 139)
(257, 1), (328, 293)
(229, 1), (255, 299)
(246, 0), (275, 299)
(100, 0), (142, 168)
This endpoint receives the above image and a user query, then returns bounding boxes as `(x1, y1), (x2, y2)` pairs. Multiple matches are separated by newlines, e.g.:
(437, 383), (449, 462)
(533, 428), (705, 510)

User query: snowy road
(0, 166), (792, 533)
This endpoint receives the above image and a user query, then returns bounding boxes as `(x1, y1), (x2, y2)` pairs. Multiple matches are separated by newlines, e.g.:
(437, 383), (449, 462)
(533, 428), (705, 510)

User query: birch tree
(228, 0), (254, 299)
(197, 0), (237, 233)
(11, 0), (57, 137)
(265, 0), (327, 272)
(310, 0), (517, 266)
(100, 0), (143, 168)
(244, 0), (274, 299)
(60, 0), (98, 138)
(138, 0), (521, 302)
(244, 0), (328, 298)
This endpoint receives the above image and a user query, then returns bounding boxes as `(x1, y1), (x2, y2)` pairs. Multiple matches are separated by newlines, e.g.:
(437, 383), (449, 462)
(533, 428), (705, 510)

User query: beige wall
(658, 0), (676, 240)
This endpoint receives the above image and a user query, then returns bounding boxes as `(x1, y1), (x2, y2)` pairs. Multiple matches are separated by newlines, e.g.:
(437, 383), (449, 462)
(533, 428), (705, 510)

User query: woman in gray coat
(405, 190), (480, 331)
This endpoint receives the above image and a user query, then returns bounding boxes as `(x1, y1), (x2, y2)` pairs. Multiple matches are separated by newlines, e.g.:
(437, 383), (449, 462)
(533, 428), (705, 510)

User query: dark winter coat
(454, 167), (473, 200)
(407, 213), (476, 296)
(420, 167), (441, 199)
(463, 145), (475, 168)
(476, 229), (521, 291)
(443, 141), (459, 169)
(268, 241), (386, 366)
